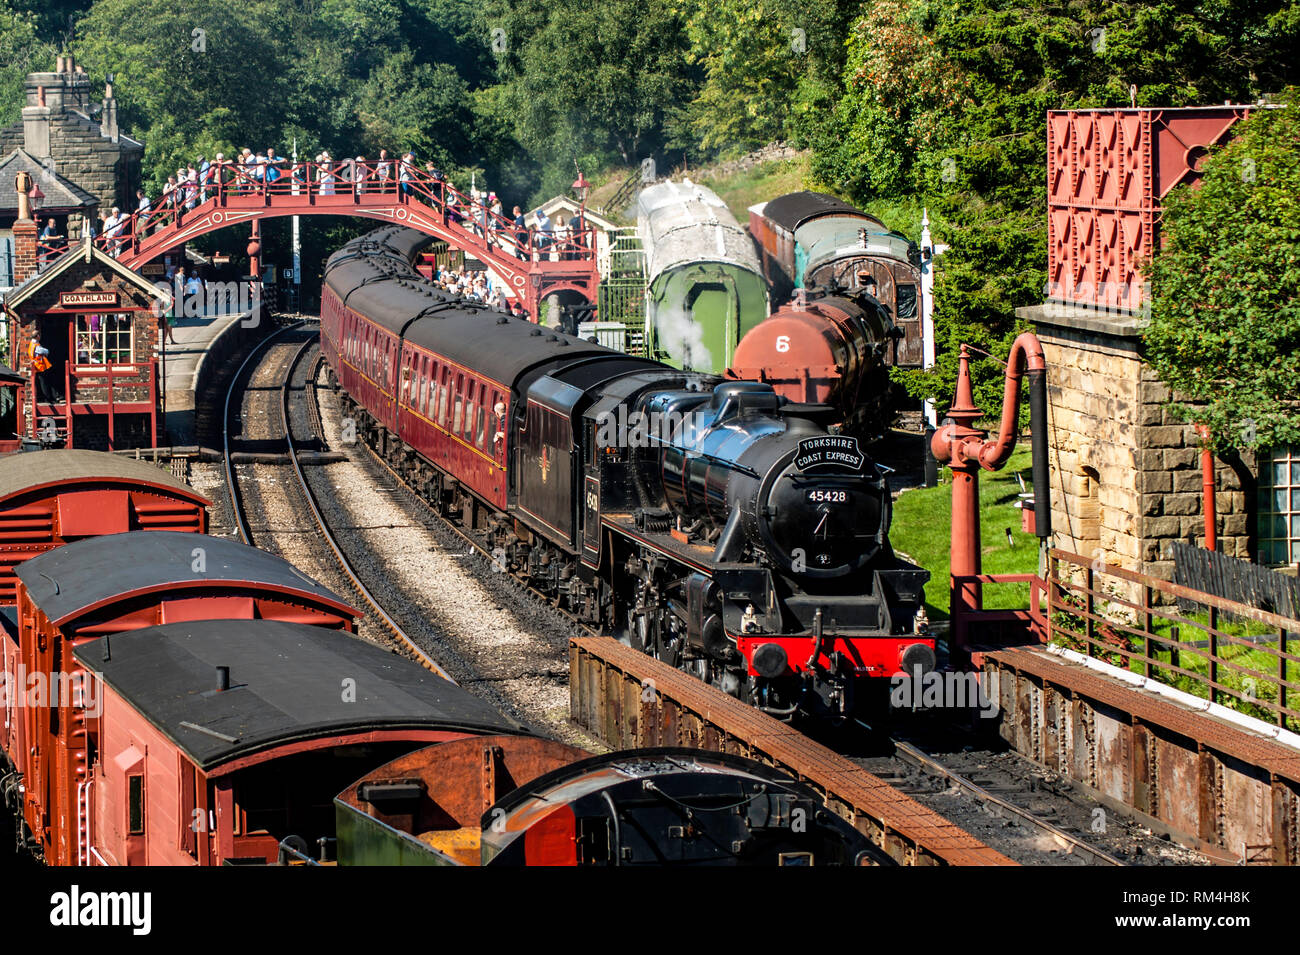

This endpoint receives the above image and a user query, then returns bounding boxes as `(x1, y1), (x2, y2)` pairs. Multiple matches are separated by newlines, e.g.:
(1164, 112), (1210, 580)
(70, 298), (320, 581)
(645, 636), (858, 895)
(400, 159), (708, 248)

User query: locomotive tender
(322, 227), (934, 722)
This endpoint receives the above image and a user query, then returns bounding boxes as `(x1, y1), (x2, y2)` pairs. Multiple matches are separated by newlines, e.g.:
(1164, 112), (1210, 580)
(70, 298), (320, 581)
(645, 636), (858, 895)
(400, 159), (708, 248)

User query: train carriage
(8, 530), (357, 865)
(0, 449), (209, 605)
(749, 191), (925, 366)
(637, 180), (768, 375)
(323, 228), (934, 725)
(72, 620), (524, 866)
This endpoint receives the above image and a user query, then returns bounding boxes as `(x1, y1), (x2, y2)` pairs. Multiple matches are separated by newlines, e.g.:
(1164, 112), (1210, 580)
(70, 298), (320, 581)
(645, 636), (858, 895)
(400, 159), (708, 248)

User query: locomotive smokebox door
(581, 474), (601, 567)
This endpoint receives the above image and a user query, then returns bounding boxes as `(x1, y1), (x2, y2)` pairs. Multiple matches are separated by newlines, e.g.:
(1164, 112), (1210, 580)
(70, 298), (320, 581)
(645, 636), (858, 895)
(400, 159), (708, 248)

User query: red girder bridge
(59, 160), (600, 317)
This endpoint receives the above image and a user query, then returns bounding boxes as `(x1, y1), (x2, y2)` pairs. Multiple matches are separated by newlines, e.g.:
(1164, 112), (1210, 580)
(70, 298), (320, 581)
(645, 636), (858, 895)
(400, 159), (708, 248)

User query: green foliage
(1144, 91), (1300, 453)
(679, 0), (851, 156)
(0, 1), (54, 121)
(477, 0), (698, 204)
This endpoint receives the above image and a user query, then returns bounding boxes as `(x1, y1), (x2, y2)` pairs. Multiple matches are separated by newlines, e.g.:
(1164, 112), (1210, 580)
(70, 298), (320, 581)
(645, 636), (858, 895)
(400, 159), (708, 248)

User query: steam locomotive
(322, 228), (934, 723)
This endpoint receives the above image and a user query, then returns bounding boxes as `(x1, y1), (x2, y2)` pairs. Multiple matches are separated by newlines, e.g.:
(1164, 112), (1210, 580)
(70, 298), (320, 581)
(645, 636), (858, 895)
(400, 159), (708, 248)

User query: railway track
(852, 737), (1210, 866)
(221, 322), (451, 678)
(221, 318), (1209, 867)
(217, 322), (582, 740)
(318, 355), (1210, 865)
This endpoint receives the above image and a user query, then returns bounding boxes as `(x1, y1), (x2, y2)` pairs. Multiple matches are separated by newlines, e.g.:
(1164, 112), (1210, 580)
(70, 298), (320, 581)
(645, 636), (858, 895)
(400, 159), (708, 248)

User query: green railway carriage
(636, 180), (768, 374)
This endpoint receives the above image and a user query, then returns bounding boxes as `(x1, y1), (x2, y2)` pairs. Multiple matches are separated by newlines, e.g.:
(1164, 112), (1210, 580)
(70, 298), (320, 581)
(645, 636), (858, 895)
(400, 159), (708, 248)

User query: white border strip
(1044, 643), (1300, 752)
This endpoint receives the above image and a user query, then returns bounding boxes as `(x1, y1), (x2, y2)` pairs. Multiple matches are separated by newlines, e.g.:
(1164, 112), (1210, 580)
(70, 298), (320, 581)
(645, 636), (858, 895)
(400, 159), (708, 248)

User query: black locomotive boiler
(321, 227), (934, 722)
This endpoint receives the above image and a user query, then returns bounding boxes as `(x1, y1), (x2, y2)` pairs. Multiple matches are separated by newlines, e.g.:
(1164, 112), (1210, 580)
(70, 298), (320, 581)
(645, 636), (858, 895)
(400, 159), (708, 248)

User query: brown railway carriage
(70, 620), (521, 866)
(748, 191), (925, 367)
(320, 226), (637, 534)
(0, 449), (209, 605)
(8, 530), (357, 865)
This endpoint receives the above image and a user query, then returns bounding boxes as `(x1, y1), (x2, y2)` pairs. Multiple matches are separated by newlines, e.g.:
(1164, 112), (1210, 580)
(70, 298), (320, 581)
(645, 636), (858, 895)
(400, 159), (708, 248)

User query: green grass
(694, 156), (811, 223)
(889, 443), (1040, 621)
(1052, 591), (1299, 731)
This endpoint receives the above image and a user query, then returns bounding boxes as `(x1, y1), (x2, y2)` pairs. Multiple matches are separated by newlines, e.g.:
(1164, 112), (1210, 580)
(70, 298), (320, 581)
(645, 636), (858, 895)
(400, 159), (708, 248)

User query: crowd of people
(33, 145), (594, 327)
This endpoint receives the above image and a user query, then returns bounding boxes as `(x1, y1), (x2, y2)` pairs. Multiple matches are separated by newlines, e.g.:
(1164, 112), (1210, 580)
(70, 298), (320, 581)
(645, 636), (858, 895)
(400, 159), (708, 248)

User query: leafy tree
(812, 0), (1300, 422)
(1144, 92), (1300, 452)
(0, 1), (52, 121)
(477, 0), (698, 200)
(75, 0), (293, 192)
(680, 0), (853, 156)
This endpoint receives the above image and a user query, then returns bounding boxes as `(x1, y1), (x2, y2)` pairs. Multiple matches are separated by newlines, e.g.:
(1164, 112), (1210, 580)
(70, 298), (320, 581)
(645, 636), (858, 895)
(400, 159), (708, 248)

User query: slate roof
(72, 619), (524, 770)
(0, 148), (98, 213)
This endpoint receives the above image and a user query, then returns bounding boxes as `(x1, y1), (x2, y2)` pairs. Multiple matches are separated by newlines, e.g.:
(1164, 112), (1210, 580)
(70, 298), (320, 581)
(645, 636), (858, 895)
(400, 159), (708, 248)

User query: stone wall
(1024, 305), (1255, 581)
(0, 113), (141, 219)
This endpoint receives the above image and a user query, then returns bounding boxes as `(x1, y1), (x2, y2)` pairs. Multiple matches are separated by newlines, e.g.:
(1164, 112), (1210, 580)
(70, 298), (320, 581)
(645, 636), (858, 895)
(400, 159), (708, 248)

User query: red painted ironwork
(64, 159), (600, 318)
(931, 334), (1048, 653)
(1045, 106), (1251, 313)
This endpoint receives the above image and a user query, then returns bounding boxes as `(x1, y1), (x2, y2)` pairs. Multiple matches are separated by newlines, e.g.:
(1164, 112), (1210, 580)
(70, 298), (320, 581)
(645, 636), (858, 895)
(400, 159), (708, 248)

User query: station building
(4, 195), (167, 451)
(0, 54), (142, 247)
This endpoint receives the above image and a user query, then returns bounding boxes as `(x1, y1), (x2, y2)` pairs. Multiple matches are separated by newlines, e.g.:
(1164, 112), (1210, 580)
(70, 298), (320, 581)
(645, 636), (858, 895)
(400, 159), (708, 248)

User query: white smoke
(654, 302), (715, 371)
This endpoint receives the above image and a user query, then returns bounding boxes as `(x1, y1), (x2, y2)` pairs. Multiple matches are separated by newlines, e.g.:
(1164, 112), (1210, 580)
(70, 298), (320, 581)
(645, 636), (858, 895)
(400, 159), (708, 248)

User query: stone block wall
(1025, 305), (1255, 582)
(0, 113), (141, 220)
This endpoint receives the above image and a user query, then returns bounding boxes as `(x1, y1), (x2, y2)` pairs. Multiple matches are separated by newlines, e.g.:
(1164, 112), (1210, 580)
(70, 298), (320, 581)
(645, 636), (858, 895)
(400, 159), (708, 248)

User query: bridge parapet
(42, 159), (600, 318)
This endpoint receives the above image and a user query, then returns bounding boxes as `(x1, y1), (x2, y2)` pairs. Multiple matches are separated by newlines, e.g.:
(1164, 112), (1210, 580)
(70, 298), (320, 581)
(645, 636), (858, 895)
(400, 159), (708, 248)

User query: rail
(1046, 548), (1300, 730)
(279, 335), (453, 680)
(570, 635), (1014, 866)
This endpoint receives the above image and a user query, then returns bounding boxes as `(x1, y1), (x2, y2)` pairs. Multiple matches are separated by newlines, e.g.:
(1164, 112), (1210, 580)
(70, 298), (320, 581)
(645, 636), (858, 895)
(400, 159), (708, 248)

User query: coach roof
(0, 449), (208, 506)
(758, 191), (871, 233)
(72, 619), (525, 770)
(324, 227), (615, 386)
(16, 530), (353, 626)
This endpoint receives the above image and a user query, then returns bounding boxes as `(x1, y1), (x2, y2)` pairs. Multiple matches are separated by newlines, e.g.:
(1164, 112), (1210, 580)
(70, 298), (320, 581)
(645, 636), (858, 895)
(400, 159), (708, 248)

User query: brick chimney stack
(12, 170), (37, 286)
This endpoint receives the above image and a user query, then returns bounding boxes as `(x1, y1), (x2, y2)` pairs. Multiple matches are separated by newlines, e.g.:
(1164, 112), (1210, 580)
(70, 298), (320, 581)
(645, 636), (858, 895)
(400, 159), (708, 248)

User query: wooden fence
(1047, 548), (1300, 730)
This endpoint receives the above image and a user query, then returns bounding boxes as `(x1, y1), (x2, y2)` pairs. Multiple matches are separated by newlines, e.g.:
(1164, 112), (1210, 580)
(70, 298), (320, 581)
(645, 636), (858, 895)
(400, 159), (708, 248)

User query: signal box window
(75, 314), (133, 366)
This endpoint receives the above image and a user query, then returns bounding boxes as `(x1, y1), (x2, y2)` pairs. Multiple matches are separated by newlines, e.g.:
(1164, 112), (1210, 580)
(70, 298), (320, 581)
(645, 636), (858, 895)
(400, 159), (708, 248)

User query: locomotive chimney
(216, 666), (231, 691)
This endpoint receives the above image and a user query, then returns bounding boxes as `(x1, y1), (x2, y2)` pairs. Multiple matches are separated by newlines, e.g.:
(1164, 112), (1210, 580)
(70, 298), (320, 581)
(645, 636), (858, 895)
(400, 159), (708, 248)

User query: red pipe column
(1194, 424), (1217, 551)
(931, 334), (1049, 653)
(931, 345), (987, 643)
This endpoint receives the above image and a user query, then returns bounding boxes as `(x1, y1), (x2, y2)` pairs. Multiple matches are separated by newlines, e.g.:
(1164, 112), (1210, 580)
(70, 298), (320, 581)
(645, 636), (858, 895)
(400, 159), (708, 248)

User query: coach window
(128, 773), (145, 834)
(896, 284), (918, 319)
(467, 382), (483, 441)
(453, 374), (464, 433)
(437, 369), (448, 425)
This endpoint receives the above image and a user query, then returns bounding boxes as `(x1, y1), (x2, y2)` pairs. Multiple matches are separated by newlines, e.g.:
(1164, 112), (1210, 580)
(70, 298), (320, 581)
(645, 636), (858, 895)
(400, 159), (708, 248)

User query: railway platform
(161, 306), (258, 445)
